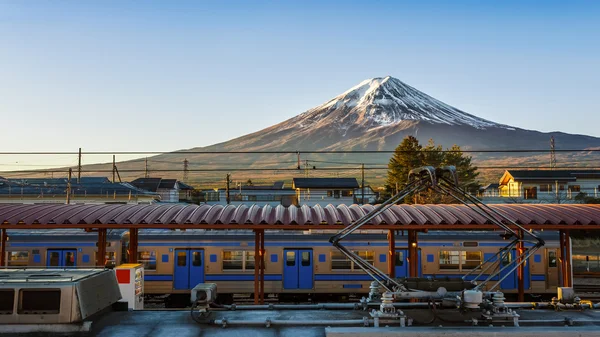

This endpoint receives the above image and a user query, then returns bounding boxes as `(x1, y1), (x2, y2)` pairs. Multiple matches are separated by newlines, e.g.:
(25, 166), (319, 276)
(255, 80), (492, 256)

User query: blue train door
(500, 250), (530, 290)
(47, 249), (77, 267)
(174, 249), (204, 290)
(395, 249), (421, 278)
(283, 249), (313, 289)
(395, 250), (409, 278)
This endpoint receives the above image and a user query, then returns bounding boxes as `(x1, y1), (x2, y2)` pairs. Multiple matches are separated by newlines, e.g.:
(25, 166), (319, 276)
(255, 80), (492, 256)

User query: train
(2, 228), (566, 304)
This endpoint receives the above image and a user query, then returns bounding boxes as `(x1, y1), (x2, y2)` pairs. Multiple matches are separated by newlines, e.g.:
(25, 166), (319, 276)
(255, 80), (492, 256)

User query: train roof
(4, 229), (559, 242)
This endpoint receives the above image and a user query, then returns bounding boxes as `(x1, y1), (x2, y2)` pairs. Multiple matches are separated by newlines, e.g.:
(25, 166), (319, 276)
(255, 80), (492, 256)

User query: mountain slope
(16, 76), (600, 185)
(197, 76), (599, 152)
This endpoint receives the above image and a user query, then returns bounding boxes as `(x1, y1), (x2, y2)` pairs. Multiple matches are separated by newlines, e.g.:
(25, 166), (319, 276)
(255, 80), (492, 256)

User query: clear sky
(1, 0), (599, 161)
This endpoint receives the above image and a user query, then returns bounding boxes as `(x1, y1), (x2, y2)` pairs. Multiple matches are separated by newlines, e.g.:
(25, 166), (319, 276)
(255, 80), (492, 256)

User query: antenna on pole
(112, 155), (116, 183)
(144, 157), (149, 178)
(77, 148), (82, 183)
(550, 136), (556, 170)
(183, 158), (189, 183)
(226, 173), (231, 205)
(66, 168), (72, 204)
(361, 163), (365, 205)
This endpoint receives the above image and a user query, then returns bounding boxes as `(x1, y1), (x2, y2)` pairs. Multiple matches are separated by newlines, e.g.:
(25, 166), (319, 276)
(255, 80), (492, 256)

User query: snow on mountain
(291, 76), (513, 131)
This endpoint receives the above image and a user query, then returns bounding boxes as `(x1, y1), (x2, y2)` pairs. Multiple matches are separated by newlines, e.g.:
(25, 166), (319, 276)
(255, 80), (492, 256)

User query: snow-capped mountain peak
(296, 76), (512, 131)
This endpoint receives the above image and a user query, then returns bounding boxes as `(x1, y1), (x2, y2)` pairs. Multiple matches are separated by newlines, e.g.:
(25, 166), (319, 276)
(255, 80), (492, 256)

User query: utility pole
(361, 163), (365, 205)
(297, 152), (301, 170)
(550, 136), (556, 170)
(112, 155), (116, 183)
(77, 148), (82, 183)
(144, 157), (149, 178)
(183, 158), (189, 183)
(66, 168), (72, 204)
(304, 160), (309, 178)
(226, 173), (231, 205)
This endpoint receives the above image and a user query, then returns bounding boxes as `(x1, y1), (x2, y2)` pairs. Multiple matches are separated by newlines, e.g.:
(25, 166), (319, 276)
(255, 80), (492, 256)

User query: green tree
(442, 144), (480, 194)
(385, 136), (480, 204)
(385, 136), (423, 194)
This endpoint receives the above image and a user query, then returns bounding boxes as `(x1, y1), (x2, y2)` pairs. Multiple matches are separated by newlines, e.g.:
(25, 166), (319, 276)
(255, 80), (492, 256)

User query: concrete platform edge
(0, 321), (92, 334)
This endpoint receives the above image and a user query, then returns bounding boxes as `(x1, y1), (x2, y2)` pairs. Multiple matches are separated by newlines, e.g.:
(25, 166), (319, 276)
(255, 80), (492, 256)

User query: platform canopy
(1, 203), (600, 230)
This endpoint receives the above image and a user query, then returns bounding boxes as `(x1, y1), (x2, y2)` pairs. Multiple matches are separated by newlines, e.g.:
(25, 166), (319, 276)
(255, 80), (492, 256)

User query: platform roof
(1, 203), (600, 230)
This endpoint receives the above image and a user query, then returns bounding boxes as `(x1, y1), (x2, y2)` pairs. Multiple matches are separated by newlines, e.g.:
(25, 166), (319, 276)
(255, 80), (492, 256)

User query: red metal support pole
(0, 229), (7, 267)
(129, 228), (138, 264)
(97, 228), (107, 267)
(388, 230), (395, 278)
(517, 230), (525, 302)
(559, 230), (566, 287)
(408, 230), (418, 278)
(565, 230), (572, 287)
(254, 229), (259, 304)
(260, 229), (265, 304)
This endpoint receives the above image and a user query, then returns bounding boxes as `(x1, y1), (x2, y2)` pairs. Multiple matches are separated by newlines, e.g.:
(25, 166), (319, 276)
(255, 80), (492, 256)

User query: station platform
(78, 308), (600, 337)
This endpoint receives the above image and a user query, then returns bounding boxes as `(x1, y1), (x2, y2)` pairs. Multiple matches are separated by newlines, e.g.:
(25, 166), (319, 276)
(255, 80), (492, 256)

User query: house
(353, 185), (378, 204)
(478, 183), (500, 198)
(130, 178), (194, 203)
(292, 178), (359, 206)
(497, 170), (600, 203)
(0, 177), (158, 204)
(203, 181), (297, 207)
(177, 181), (195, 203)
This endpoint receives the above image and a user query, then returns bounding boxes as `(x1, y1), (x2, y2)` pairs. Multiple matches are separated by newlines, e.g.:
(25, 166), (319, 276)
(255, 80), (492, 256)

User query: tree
(385, 136), (423, 195)
(386, 136), (480, 204)
(442, 144), (479, 194)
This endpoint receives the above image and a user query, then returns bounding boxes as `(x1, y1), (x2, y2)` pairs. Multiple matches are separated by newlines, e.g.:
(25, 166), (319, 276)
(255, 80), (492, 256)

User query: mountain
(14, 76), (600, 185)
(199, 76), (600, 152)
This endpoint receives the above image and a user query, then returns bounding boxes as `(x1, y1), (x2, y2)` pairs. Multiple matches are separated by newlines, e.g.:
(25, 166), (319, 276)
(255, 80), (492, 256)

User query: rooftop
(1, 203), (599, 227)
(293, 178), (359, 189)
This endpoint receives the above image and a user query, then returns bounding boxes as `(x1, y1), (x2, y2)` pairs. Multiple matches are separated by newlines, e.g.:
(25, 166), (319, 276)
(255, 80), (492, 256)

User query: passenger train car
(2, 229), (563, 303)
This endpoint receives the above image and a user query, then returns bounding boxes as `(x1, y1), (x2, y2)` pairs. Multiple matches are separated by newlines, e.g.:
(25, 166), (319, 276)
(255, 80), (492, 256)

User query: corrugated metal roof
(0, 203), (599, 226)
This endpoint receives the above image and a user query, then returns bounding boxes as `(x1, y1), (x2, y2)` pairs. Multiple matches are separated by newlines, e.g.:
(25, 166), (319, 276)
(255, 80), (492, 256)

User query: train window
(501, 251), (512, 266)
(223, 251), (244, 270)
(439, 251), (482, 271)
(439, 251), (461, 270)
(395, 251), (404, 267)
(245, 251), (255, 270)
(64, 252), (75, 267)
(463, 242), (478, 247)
(192, 252), (202, 267)
(301, 252), (310, 266)
(7, 251), (29, 266)
(548, 251), (557, 268)
(331, 251), (374, 271)
(286, 251), (296, 267)
(93, 252), (117, 268)
(0, 290), (14, 314)
(463, 251), (482, 270)
(105, 252), (116, 268)
(331, 251), (351, 270)
(48, 252), (60, 267)
(137, 251), (157, 270)
(177, 252), (187, 267)
(222, 251), (254, 271)
(357, 251), (374, 265)
(18, 289), (61, 314)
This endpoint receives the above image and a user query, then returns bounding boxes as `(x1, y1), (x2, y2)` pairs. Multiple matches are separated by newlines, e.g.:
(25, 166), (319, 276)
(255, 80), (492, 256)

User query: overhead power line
(4, 166), (600, 174)
(2, 149), (600, 155)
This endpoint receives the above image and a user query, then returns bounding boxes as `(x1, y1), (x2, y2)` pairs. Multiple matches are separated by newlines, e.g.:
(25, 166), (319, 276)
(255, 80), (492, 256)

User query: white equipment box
(115, 263), (144, 310)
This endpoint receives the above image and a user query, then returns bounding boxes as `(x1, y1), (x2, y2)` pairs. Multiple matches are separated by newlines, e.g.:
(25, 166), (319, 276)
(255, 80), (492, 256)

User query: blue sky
(1, 1), (599, 163)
